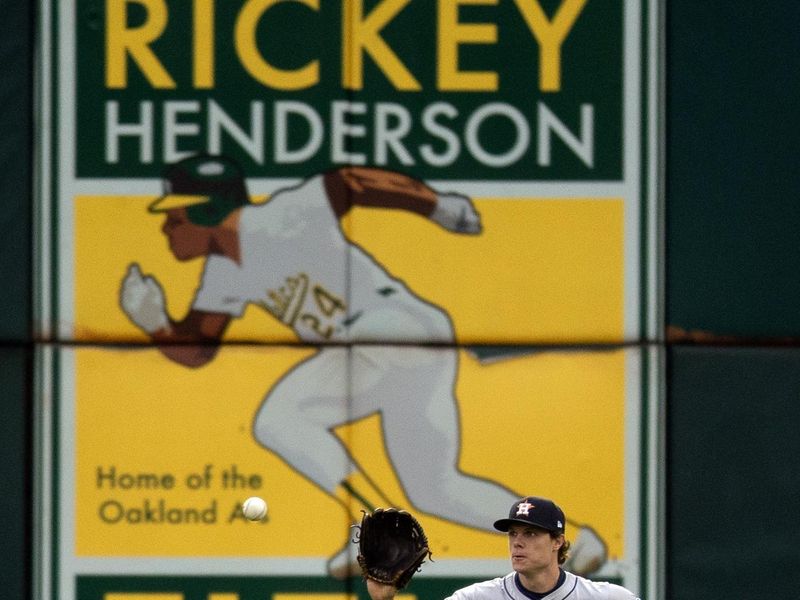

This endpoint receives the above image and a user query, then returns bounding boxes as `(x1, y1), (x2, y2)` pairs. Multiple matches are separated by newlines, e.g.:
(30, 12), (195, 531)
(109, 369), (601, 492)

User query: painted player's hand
(120, 263), (170, 334)
(430, 193), (482, 234)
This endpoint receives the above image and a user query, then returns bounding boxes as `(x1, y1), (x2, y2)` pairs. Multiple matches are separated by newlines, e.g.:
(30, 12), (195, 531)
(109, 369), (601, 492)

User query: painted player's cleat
(326, 537), (361, 580)
(563, 525), (608, 576)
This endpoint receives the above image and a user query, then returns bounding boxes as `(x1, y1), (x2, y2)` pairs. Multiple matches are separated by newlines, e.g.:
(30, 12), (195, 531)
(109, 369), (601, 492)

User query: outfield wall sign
(36, 2), (663, 600)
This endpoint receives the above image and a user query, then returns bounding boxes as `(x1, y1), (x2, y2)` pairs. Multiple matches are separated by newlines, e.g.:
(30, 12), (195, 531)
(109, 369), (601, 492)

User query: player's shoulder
(269, 173), (326, 202)
(241, 175), (329, 230)
(566, 571), (641, 600)
(445, 574), (510, 600)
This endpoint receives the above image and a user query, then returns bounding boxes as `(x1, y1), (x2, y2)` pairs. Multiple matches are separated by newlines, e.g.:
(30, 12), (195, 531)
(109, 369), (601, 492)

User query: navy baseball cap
(493, 497), (566, 534)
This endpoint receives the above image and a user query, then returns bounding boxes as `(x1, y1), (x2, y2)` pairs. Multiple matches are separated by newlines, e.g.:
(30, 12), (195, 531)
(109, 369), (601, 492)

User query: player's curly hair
(555, 536), (571, 565)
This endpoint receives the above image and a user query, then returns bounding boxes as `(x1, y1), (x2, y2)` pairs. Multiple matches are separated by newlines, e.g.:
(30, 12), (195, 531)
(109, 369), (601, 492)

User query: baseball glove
(356, 508), (431, 589)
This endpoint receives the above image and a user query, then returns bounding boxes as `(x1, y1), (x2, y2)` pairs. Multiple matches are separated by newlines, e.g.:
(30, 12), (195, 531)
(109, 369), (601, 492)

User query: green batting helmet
(149, 153), (251, 226)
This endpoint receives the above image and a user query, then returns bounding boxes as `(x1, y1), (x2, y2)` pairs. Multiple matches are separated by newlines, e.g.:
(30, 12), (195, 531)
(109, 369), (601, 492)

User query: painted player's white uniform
(191, 175), (521, 530)
(448, 572), (640, 600)
(193, 175), (452, 344)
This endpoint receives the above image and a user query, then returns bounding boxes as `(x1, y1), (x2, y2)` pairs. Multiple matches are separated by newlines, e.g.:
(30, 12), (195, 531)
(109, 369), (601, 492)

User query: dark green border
(41, 2), (662, 598)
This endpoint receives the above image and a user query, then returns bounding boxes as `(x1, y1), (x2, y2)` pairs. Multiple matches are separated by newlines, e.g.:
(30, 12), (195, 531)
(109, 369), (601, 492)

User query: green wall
(667, 347), (800, 598)
(0, 350), (30, 598)
(2, 1), (800, 599)
(0, 0), (32, 341)
(664, 3), (800, 597)
(0, 0), (33, 597)
(666, 3), (800, 337)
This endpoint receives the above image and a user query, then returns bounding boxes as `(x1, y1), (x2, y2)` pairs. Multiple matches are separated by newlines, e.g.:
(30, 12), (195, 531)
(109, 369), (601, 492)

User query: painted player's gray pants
(252, 344), (519, 531)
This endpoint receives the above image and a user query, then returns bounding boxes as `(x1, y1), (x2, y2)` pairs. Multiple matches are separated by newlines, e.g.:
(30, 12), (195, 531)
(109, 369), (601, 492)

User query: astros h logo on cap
(493, 496), (566, 534)
(149, 153), (251, 227)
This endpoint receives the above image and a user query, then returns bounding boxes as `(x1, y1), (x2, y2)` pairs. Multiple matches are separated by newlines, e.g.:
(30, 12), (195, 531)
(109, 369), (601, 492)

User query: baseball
(242, 496), (268, 521)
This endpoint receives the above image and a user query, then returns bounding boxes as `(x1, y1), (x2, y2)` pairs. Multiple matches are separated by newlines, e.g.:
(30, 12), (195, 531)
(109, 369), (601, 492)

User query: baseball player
(119, 153), (608, 578)
(365, 497), (640, 600)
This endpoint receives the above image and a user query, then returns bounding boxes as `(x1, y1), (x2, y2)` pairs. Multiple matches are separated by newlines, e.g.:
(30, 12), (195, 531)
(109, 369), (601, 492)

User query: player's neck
(210, 211), (242, 263)
(516, 565), (561, 595)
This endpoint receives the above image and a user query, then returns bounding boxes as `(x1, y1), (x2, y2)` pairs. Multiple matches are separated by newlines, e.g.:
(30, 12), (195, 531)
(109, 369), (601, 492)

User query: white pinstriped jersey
(446, 572), (640, 600)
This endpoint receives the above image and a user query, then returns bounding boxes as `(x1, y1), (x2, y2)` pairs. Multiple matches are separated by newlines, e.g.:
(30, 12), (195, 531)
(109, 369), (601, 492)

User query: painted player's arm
(120, 263), (230, 367)
(151, 309), (231, 368)
(323, 167), (482, 234)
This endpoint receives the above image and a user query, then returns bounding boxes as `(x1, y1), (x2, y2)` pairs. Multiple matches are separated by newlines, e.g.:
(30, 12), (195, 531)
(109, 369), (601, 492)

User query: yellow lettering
(513, 0), (588, 91)
(437, 0), (499, 91)
(343, 0), (420, 91)
(193, 0), (214, 88)
(105, 0), (176, 88)
(235, 0), (319, 91)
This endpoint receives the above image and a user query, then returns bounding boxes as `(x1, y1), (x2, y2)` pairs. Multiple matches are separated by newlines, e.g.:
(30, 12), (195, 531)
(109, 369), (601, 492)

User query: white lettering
(163, 100), (202, 163)
(419, 102), (461, 167)
(102, 99), (597, 170)
(274, 101), (324, 163)
(208, 99), (264, 163)
(331, 101), (368, 164)
(374, 103), (414, 166)
(537, 101), (594, 167)
(465, 102), (529, 167)
(105, 101), (154, 163)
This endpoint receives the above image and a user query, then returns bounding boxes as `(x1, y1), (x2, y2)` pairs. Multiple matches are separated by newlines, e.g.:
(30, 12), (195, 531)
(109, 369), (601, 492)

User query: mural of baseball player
(119, 153), (608, 577)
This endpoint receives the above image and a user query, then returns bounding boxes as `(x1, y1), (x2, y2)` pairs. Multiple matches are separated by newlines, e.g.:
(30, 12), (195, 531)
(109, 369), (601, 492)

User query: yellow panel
(73, 195), (623, 345)
(74, 195), (295, 344)
(74, 346), (627, 561)
(349, 198), (624, 344)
